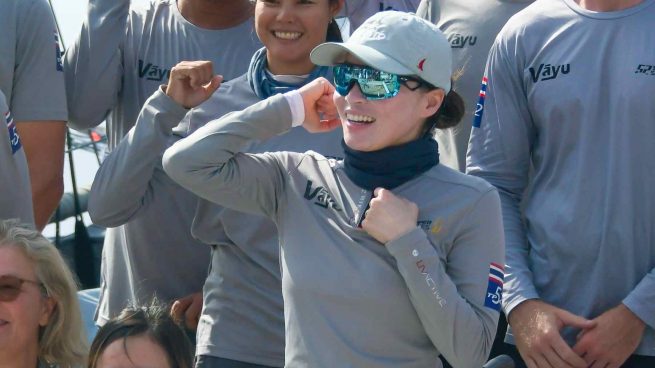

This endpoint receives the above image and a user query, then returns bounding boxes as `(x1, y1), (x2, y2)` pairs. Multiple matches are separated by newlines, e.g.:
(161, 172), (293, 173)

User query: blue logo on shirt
(484, 262), (504, 311)
(5, 110), (21, 154)
(54, 31), (63, 72)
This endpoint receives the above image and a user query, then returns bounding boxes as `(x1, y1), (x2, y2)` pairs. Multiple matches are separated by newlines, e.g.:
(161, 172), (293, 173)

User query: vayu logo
(304, 180), (342, 211)
(635, 64), (655, 76)
(529, 63), (570, 83)
(448, 33), (477, 49)
(138, 59), (171, 81)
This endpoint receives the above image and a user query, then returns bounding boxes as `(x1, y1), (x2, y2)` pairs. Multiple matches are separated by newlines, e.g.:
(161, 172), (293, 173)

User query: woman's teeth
(274, 31), (301, 40)
(347, 113), (375, 124)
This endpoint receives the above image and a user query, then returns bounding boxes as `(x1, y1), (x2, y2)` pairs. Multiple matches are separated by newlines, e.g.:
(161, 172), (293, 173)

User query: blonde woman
(0, 219), (87, 367)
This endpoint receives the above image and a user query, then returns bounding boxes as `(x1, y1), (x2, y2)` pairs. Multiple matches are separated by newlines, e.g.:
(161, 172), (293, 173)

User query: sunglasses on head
(0, 275), (46, 302)
(333, 64), (433, 101)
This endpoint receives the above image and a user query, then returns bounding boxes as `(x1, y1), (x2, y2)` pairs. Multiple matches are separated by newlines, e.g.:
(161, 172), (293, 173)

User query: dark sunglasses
(0, 275), (46, 302)
(333, 64), (433, 100)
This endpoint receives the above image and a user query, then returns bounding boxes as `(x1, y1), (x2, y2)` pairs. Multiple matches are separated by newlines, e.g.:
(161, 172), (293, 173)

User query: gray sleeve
(63, 0), (128, 130)
(386, 189), (504, 368)
(624, 268), (655, 330)
(466, 36), (538, 315)
(163, 94), (293, 219)
(88, 88), (187, 227)
(416, 0), (438, 23)
(12, 0), (67, 121)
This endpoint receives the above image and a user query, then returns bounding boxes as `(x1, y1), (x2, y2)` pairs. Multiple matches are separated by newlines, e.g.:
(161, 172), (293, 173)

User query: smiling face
(0, 246), (54, 362)
(334, 56), (445, 152)
(255, 0), (341, 75)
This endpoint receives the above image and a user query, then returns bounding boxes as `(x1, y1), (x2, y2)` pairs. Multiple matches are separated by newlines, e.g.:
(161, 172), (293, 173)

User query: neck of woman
(0, 346), (39, 368)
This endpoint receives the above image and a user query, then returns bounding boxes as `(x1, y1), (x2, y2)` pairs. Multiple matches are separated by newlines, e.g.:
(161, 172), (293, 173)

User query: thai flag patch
(5, 110), (21, 154)
(484, 262), (504, 311)
(54, 31), (63, 72)
(472, 76), (487, 128)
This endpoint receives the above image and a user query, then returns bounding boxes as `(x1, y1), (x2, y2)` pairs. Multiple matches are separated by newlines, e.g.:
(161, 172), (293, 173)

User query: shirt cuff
(283, 90), (305, 127)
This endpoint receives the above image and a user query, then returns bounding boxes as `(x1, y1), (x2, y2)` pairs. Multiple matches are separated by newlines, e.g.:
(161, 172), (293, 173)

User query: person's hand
(361, 188), (419, 244)
(508, 299), (596, 368)
(572, 304), (645, 368)
(297, 77), (341, 133)
(170, 292), (203, 331)
(165, 61), (223, 109)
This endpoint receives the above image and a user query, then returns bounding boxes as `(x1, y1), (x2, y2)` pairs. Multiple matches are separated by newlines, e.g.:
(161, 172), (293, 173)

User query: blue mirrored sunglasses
(333, 64), (431, 100)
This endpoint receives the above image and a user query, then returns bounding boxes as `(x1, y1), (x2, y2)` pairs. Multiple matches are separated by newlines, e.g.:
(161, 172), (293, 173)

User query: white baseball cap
(311, 11), (452, 91)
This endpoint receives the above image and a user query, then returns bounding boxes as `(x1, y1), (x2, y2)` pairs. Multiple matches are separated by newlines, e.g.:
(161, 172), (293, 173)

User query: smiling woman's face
(0, 245), (54, 361)
(255, 0), (341, 75)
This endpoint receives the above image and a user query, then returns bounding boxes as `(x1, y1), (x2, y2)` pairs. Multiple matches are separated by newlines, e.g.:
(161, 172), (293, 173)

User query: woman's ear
(38, 296), (56, 327)
(331, 0), (345, 17)
(421, 88), (445, 119)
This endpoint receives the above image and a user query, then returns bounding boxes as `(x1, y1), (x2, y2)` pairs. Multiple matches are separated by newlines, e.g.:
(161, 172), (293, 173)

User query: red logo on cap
(418, 58), (426, 71)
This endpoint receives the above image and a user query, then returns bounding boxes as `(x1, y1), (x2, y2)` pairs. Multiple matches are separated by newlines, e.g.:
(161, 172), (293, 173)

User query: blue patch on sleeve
(484, 262), (504, 311)
(5, 111), (21, 154)
(472, 76), (488, 128)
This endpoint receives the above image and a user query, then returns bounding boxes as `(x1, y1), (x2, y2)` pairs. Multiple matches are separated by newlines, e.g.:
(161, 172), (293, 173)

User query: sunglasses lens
(333, 65), (400, 100)
(0, 276), (22, 301)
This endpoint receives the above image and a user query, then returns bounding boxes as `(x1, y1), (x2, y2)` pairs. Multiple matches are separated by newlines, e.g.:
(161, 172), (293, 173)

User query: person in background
(65, 0), (262, 327)
(0, 0), (67, 229)
(417, 0), (534, 172)
(0, 219), (87, 368)
(164, 11), (504, 367)
(167, 0), (345, 366)
(339, 0), (420, 34)
(87, 301), (193, 368)
(467, 0), (655, 367)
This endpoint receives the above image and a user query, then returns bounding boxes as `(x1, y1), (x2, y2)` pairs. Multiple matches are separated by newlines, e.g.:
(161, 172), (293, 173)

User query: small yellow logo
(431, 218), (443, 234)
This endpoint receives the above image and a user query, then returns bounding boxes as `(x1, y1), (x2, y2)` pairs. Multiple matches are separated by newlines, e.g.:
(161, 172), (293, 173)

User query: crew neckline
(562, 0), (655, 19)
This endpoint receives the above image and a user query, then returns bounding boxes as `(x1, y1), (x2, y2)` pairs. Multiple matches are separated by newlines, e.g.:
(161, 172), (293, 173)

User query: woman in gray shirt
(164, 11), (504, 368)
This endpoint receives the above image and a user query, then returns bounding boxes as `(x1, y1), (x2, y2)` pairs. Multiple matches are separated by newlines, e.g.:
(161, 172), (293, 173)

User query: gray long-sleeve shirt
(163, 94), (505, 367)
(186, 74), (343, 366)
(64, 0), (261, 148)
(417, 0), (533, 172)
(87, 88), (210, 324)
(467, 0), (655, 355)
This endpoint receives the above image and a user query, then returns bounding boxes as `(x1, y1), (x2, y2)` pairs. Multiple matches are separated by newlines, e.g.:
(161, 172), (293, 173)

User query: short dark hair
(87, 300), (193, 368)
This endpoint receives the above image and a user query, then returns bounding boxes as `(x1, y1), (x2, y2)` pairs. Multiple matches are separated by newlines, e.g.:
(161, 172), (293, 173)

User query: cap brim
(311, 42), (414, 76)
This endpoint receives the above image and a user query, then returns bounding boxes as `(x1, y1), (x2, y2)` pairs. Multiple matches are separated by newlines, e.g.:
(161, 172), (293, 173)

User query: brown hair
(87, 300), (193, 368)
(423, 78), (466, 134)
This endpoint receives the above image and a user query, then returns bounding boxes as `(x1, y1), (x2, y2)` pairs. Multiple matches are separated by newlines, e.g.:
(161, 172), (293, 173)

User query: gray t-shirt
(467, 0), (655, 356)
(164, 94), (505, 368)
(0, 90), (33, 224)
(0, 0), (67, 226)
(0, 0), (67, 122)
(417, 0), (533, 172)
(340, 0), (421, 33)
(64, 0), (261, 148)
(187, 75), (343, 366)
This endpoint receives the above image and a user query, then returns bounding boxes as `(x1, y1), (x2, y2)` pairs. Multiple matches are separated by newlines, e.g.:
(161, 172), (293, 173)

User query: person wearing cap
(163, 11), (504, 367)
(467, 0), (655, 367)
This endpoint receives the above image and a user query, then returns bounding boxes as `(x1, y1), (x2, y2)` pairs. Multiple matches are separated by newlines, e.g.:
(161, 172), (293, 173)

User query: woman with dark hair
(163, 11), (504, 367)
(88, 301), (193, 368)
